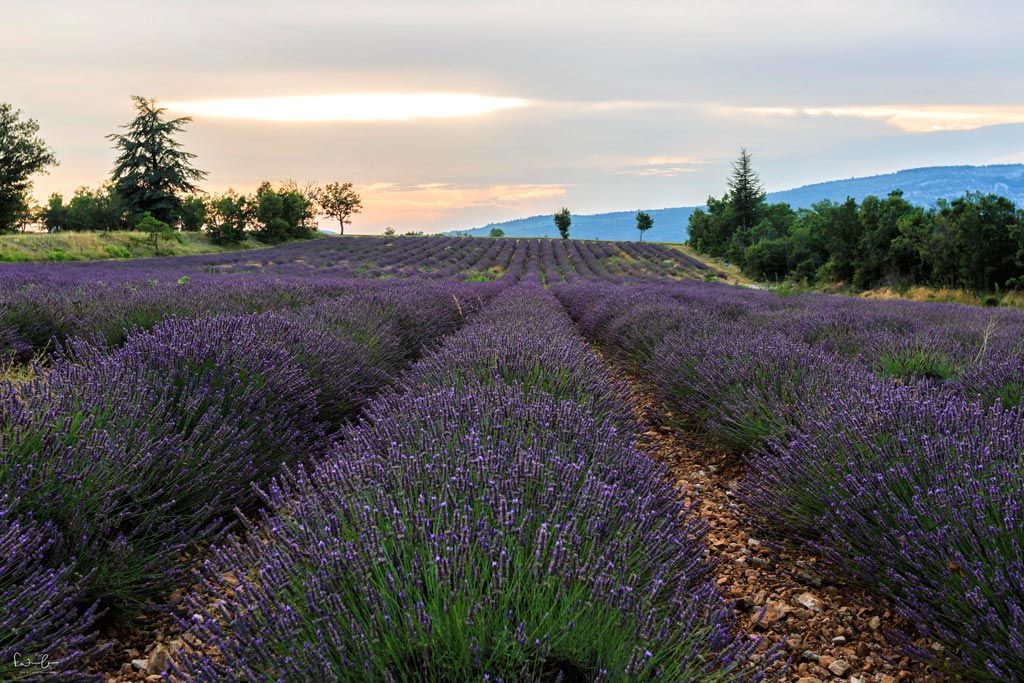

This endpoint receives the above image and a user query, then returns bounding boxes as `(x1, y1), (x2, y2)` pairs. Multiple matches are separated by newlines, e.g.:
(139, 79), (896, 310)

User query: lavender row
(556, 280), (1024, 680)
(0, 282), (486, 680)
(172, 286), (764, 681)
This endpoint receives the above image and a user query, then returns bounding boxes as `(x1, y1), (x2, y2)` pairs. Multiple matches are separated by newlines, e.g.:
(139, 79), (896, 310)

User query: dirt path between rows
(618, 370), (950, 683)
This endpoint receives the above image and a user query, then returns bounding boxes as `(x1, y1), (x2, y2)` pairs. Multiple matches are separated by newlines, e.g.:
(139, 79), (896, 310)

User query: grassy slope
(663, 243), (753, 284)
(667, 243), (1024, 308)
(0, 231), (270, 262)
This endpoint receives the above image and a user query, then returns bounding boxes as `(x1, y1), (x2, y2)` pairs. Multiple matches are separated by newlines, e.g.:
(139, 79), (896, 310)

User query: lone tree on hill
(727, 147), (766, 230)
(554, 207), (572, 240)
(0, 103), (57, 233)
(317, 182), (363, 235)
(108, 96), (206, 226)
(636, 210), (653, 242)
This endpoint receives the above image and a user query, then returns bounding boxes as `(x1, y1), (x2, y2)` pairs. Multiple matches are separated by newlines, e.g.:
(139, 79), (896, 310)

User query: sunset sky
(5, 0), (1024, 233)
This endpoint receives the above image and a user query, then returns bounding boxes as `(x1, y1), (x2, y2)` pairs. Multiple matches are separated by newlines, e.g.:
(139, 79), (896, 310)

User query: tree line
(0, 97), (363, 243)
(689, 150), (1024, 291)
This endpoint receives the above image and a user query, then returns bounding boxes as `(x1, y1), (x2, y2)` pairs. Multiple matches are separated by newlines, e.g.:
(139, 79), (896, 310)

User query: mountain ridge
(454, 163), (1024, 242)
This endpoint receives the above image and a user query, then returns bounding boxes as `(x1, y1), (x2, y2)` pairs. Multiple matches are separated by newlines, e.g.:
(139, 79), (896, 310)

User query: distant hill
(456, 164), (1024, 242)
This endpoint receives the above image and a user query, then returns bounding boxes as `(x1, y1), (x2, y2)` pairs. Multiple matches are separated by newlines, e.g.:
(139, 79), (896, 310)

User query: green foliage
(206, 191), (251, 245)
(40, 185), (127, 232)
(554, 207), (571, 240)
(635, 210), (653, 242)
(876, 348), (958, 382)
(253, 182), (317, 243)
(489, 227), (505, 238)
(383, 226), (396, 236)
(104, 244), (132, 258)
(726, 148), (765, 230)
(107, 96), (206, 226)
(136, 211), (178, 255)
(315, 181), (362, 235)
(743, 237), (790, 280)
(0, 103), (58, 233)
(46, 248), (75, 262)
(690, 153), (1024, 293)
(180, 195), (207, 232)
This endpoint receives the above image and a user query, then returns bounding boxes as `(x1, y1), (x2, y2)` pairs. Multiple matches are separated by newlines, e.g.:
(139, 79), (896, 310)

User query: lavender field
(1, 235), (1021, 682)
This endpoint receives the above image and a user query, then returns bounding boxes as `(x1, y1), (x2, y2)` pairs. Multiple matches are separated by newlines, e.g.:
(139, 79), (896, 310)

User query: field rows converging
(1, 236), (1022, 682)
(557, 281), (1024, 682)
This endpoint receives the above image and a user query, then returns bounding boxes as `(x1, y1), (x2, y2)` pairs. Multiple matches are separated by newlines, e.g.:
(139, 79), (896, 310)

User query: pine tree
(108, 96), (206, 226)
(727, 148), (766, 230)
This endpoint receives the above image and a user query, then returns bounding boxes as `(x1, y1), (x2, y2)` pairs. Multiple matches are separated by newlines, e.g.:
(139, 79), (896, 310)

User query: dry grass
(861, 285), (1024, 308)
(0, 231), (270, 262)
(662, 243), (753, 284)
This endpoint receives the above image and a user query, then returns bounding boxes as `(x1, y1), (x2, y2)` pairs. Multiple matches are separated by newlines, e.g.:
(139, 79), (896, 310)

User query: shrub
(173, 288), (760, 681)
(0, 501), (103, 682)
(744, 385), (1024, 680)
(650, 328), (857, 451)
(104, 244), (132, 258)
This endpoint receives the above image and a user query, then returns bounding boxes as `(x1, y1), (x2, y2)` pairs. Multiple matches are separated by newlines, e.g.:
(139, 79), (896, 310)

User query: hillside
(0, 231), (272, 262)
(459, 164), (1024, 242)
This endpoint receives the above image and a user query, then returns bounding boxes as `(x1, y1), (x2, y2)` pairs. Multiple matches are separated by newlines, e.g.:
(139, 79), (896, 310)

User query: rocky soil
(625, 375), (950, 682)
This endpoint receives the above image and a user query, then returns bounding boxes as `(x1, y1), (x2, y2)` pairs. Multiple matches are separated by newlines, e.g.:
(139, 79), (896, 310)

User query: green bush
(46, 249), (76, 262)
(104, 244), (132, 258)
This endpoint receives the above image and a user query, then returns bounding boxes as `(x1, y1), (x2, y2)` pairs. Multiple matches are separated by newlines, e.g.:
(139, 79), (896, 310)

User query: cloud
(165, 93), (530, 122)
(614, 154), (705, 177)
(358, 182), (567, 217)
(719, 104), (1024, 133)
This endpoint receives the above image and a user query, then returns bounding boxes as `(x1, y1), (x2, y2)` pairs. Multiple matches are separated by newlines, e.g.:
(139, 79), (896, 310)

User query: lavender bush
(172, 287), (761, 681)
(0, 501), (103, 682)
(745, 384), (1024, 680)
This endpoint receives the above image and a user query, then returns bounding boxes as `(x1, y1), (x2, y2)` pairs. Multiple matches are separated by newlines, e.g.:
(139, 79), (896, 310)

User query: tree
(635, 210), (653, 242)
(489, 227), (505, 238)
(316, 182), (362, 235)
(180, 195), (207, 232)
(108, 96), (206, 226)
(39, 185), (127, 232)
(206, 191), (250, 245)
(0, 103), (57, 233)
(554, 207), (571, 240)
(383, 226), (396, 236)
(253, 182), (317, 243)
(727, 148), (766, 230)
(136, 211), (177, 255)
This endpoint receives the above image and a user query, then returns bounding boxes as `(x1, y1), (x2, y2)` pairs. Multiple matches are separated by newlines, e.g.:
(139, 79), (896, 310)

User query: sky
(5, 0), (1024, 233)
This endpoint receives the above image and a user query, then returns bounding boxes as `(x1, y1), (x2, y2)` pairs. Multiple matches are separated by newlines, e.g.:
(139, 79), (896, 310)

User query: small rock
(131, 658), (147, 671)
(752, 589), (768, 606)
(119, 662), (133, 675)
(829, 659), (851, 677)
(146, 676), (162, 683)
(747, 538), (761, 548)
(868, 616), (881, 630)
(801, 650), (820, 662)
(796, 591), (822, 612)
(125, 648), (141, 659)
(796, 678), (823, 683)
(832, 635), (847, 645)
(146, 644), (171, 675)
(856, 641), (870, 657)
